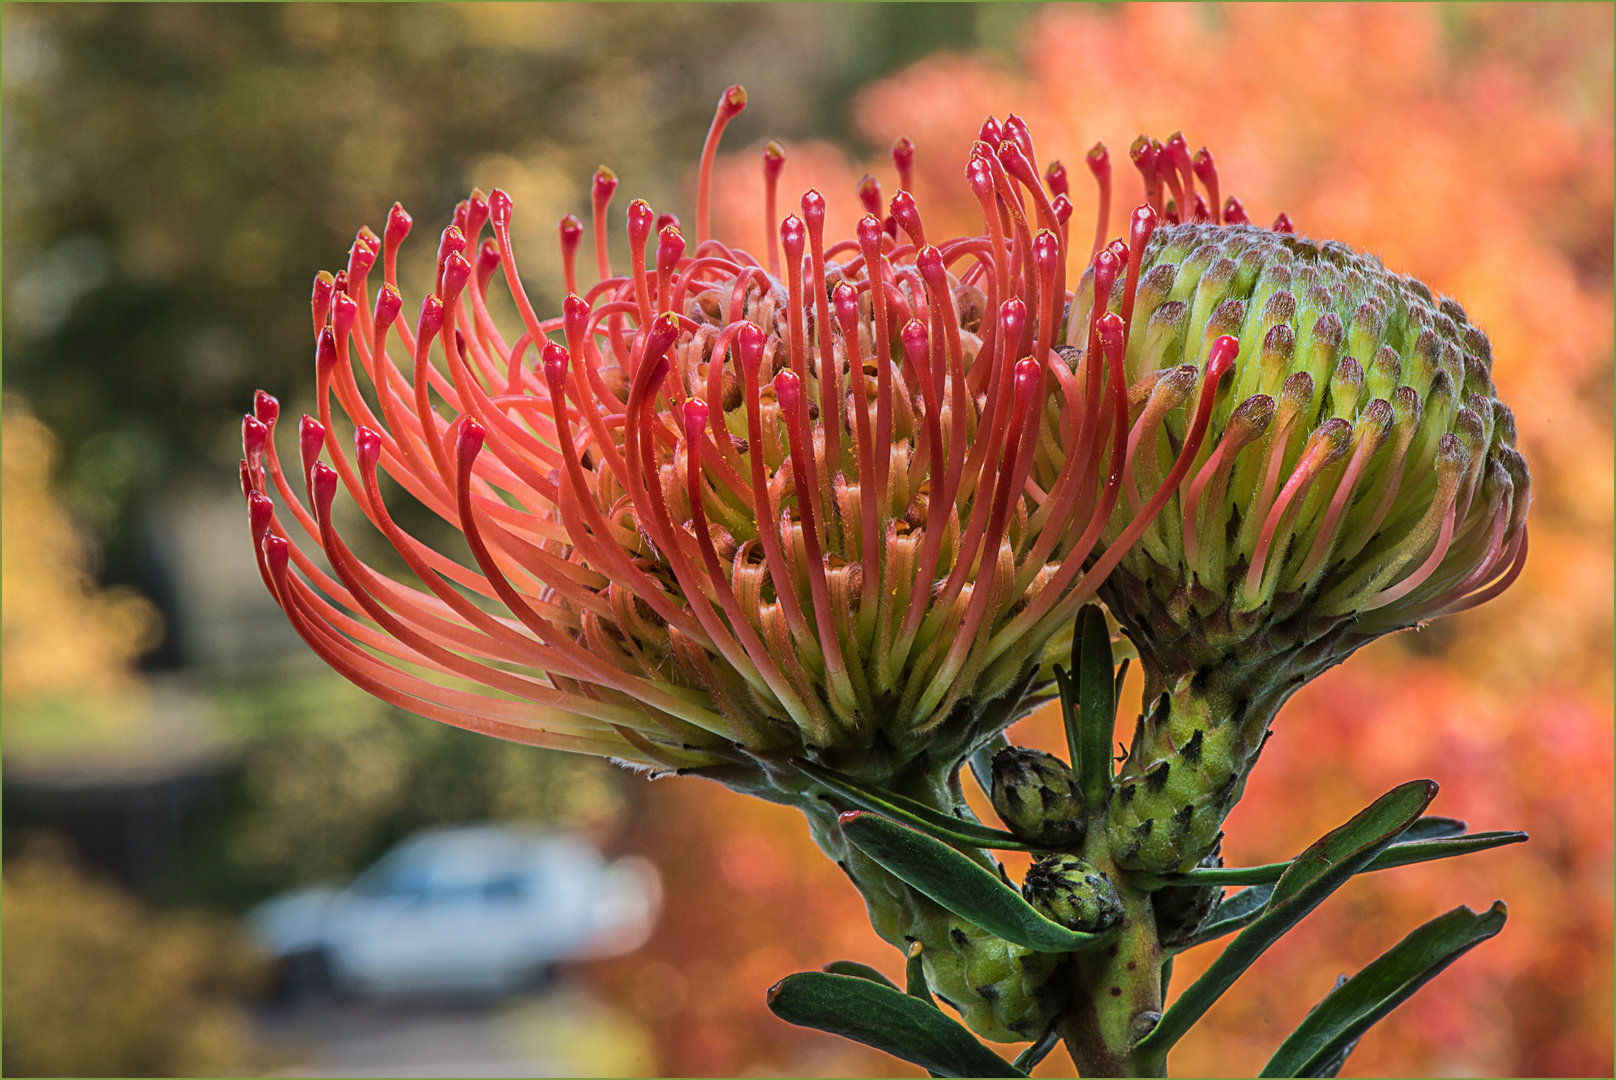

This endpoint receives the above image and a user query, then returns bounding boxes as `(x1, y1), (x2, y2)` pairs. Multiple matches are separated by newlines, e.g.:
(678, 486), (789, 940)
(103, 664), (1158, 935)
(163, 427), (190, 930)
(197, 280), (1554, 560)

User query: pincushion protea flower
(238, 88), (1226, 1042)
(1075, 136), (1531, 875)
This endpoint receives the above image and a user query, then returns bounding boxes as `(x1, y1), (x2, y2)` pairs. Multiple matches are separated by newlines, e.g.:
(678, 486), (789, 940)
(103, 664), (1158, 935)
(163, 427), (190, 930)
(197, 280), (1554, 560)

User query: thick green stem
(1056, 835), (1166, 1077)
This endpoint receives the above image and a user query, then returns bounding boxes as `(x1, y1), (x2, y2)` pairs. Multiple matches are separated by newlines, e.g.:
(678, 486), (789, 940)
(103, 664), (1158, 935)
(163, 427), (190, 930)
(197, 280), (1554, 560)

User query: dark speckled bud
(1021, 854), (1124, 933)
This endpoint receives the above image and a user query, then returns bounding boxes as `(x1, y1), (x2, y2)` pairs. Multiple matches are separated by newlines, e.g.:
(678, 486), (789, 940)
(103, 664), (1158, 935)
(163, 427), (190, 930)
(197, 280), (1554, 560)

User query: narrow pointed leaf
(1133, 780), (1439, 1062)
(794, 758), (1038, 851)
(1258, 902), (1508, 1077)
(1073, 605), (1117, 804)
(767, 971), (1027, 1078)
(839, 811), (1106, 953)
(822, 960), (900, 991)
(1158, 828), (1526, 887)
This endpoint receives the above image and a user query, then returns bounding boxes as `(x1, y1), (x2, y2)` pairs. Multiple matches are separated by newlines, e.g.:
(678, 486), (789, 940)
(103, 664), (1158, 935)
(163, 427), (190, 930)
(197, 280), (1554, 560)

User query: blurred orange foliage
(599, 5), (1611, 1076)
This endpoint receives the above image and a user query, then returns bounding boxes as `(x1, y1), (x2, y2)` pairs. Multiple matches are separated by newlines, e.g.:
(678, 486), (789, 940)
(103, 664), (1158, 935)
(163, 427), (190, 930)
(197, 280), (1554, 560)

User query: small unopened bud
(990, 747), (1085, 845)
(1021, 854), (1123, 933)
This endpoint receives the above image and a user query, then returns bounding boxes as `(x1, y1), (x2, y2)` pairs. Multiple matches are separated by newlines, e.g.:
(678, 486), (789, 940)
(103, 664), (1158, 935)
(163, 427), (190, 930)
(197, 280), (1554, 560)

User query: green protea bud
(919, 917), (1065, 1043)
(990, 747), (1086, 846)
(1073, 216), (1529, 874)
(1021, 854), (1125, 933)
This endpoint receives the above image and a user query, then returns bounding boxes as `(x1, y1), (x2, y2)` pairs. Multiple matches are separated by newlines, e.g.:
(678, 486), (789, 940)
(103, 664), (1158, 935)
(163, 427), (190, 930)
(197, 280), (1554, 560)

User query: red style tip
(487, 189), (512, 228)
(1164, 131), (1192, 171)
(682, 398), (710, 441)
(656, 225), (686, 275)
(354, 426), (382, 466)
(1092, 248), (1121, 306)
(1085, 143), (1111, 181)
(978, 116), (1003, 148)
(262, 532), (289, 575)
(655, 211), (681, 232)
(358, 225), (381, 255)
(856, 213), (885, 253)
(915, 244), (946, 284)
(1192, 148), (1217, 186)
(1096, 311), (1125, 355)
(856, 174), (883, 217)
(299, 414), (326, 470)
(1222, 196), (1249, 225)
(900, 317), (929, 363)
(891, 135), (915, 189)
(833, 281), (860, 331)
(1130, 204), (1159, 249)
(718, 84), (748, 120)
(242, 415), (267, 460)
(889, 190), (924, 247)
(332, 291), (359, 341)
(437, 225), (467, 266)
(1272, 212), (1295, 234)
(476, 238), (501, 286)
(416, 294), (445, 342)
(248, 490), (275, 539)
(456, 419), (487, 471)
(643, 311), (683, 362)
(736, 321), (766, 372)
(1051, 192), (1073, 226)
(627, 199), (654, 247)
(1107, 239), (1128, 263)
(541, 341), (570, 389)
(1013, 356), (1041, 398)
(999, 297), (1027, 344)
(312, 271), (335, 328)
(800, 189), (826, 231)
(464, 191), (490, 241)
(453, 200), (470, 238)
(558, 214), (583, 255)
(439, 252), (472, 300)
(780, 214), (806, 262)
(1129, 135), (1158, 172)
(1033, 229), (1061, 274)
(762, 141), (786, 181)
(316, 327), (339, 373)
(386, 203), (414, 245)
(591, 166), (619, 207)
(773, 368), (802, 412)
(965, 152), (995, 202)
(253, 390), (280, 425)
(1045, 160), (1070, 199)
(1206, 335), (1240, 380)
(562, 293), (590, 333)
(348, 238), (377, 279)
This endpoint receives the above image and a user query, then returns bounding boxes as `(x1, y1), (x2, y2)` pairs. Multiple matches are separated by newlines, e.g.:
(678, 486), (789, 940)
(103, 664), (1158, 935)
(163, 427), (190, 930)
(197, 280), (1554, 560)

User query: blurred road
(254, 983), (653, 1078)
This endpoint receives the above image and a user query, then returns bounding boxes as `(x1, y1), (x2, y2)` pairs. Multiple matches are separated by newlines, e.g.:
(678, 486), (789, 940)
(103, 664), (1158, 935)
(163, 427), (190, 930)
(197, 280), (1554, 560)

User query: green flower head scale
(1076, 137), (1530, 874)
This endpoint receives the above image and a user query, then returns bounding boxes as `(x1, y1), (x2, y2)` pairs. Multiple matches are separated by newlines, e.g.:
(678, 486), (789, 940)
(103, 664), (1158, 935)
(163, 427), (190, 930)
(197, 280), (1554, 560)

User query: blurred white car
(245, 825), (659, 997)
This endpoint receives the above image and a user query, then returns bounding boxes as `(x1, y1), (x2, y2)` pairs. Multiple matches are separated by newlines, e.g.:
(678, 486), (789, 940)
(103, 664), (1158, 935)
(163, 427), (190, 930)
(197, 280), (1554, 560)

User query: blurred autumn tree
(0, 1), (1027, 632)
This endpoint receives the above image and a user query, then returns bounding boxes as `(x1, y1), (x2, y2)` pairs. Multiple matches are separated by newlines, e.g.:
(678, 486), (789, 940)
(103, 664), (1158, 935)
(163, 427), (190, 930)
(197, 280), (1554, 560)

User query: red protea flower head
(240, 88), (1225, 803)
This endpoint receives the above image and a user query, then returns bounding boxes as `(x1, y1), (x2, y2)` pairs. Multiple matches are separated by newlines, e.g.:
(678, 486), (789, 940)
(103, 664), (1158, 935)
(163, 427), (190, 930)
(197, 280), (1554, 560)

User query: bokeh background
(3, 3), (1610, 1076)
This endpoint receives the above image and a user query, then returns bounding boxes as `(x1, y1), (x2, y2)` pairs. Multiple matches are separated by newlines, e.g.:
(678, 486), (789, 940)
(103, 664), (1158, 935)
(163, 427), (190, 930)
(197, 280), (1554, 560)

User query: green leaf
(1258, 902), (1508, 1077)
(1157, 827), (1526, 887)
(794, 758), (1039, 852)
(822, 960), (900, 991)
(1133, 780), (1439, 1063)
(839, 811), (1107, 953)
(1399, 815), (1468, 841)
(1072, 605), (1117, 804)
(767, 971), (1027, 1078)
